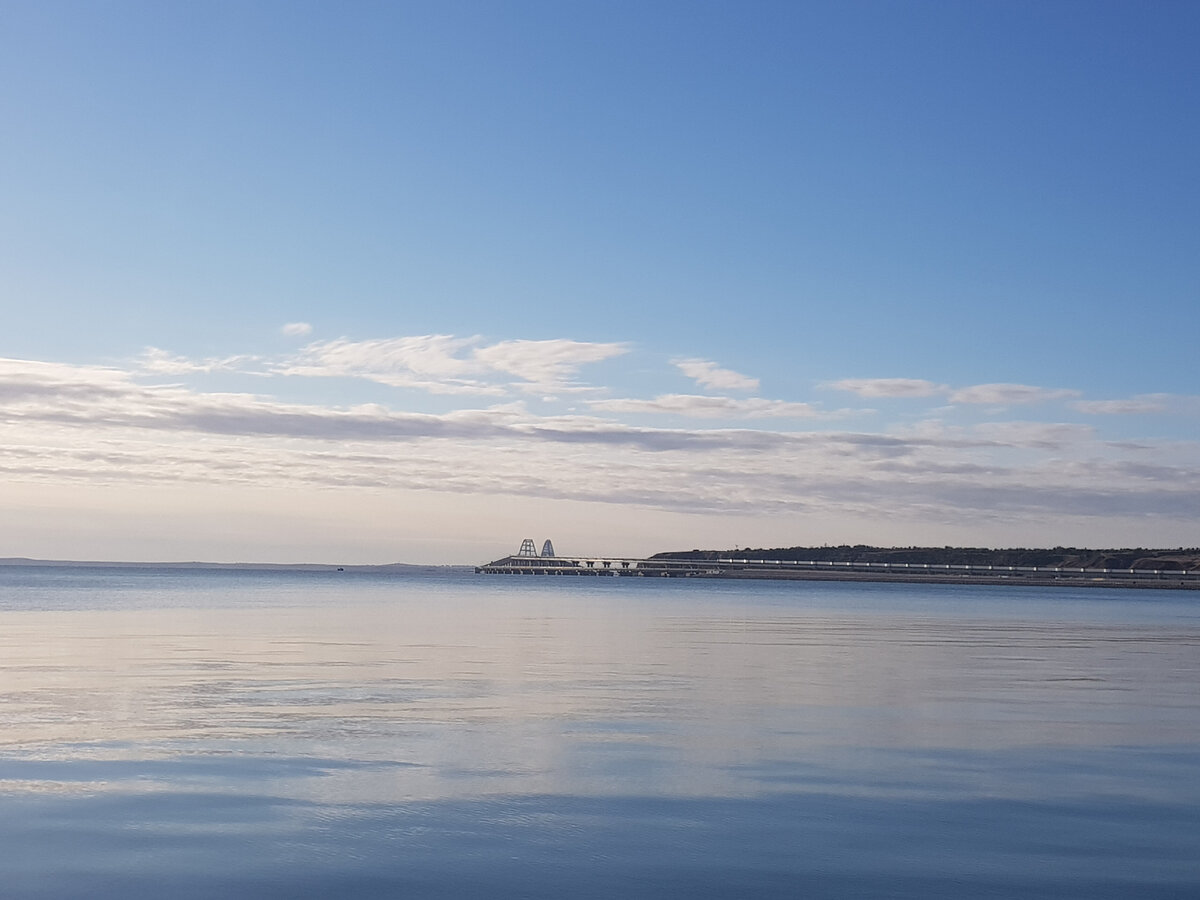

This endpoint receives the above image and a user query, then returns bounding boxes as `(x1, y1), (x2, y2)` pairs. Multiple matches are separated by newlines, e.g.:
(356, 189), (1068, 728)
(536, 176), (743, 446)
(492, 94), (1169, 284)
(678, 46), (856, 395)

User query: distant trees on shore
(654, 545), (1200, 571)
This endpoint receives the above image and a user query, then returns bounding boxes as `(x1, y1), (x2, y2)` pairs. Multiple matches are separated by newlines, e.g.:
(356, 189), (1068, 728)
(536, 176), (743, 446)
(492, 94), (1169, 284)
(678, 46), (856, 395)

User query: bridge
(477, 541), (1200, 588)
(476, 553), (723, 577)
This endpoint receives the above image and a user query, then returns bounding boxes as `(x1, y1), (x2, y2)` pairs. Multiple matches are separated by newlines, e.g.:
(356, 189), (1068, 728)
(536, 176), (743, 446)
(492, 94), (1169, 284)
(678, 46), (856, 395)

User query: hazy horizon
(5, 540), (1200, 571)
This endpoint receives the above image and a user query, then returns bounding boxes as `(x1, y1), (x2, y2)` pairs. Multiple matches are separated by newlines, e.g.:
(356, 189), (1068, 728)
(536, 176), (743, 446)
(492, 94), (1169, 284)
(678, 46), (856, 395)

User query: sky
(2, 0), (1198, 564)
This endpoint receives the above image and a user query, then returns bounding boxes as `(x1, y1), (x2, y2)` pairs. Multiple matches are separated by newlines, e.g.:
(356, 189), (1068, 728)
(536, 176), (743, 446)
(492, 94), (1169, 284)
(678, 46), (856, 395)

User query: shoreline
(714, 568), (1200, 590)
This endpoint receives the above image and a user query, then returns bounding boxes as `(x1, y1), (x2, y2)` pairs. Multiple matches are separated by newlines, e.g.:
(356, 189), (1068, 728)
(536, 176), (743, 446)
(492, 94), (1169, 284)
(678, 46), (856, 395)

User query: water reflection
(0, 571), (1198, 897)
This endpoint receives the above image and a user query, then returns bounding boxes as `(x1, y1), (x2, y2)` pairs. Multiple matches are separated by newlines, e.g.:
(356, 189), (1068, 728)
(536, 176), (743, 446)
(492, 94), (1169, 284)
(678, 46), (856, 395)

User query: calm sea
(1, 566), (1197, 898)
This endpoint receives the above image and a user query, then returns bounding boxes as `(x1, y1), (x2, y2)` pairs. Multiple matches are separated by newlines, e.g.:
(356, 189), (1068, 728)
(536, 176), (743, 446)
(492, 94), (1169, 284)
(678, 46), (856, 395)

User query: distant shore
(653, 544), (1200, 571)
(651, 545), (1200, 590)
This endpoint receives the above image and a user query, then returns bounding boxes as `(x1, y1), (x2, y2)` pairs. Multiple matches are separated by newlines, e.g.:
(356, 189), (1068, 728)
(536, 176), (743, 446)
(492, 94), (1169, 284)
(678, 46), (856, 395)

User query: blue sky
(2, 1), (1198, 563)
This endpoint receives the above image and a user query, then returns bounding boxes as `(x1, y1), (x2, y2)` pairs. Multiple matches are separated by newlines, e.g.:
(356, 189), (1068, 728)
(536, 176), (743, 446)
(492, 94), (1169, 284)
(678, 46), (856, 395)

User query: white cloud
(297, 335), (477, 377)
(0, 356), (792, 451)
(278, 335), (627, 394)
(472, 339), (628, 388)
(278, 335), (500, 394)
(281, 322), (313, 337)
(138, 347), (254, 375)
(949, 383), (1081, 405)
(674, 359), (759, 392)
(589, 394), (822, 419)
(826, 378), (947, 398)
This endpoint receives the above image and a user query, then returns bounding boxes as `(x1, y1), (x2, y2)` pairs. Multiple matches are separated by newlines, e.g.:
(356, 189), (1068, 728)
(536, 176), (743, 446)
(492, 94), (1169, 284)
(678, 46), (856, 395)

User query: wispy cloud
(965, 421), (1096, 449)
(0, 357), (792, 451)
(827, 378), (1081, 407)
(674, 359), (759, 392)
(589, 394), (822, 419)
(138, 348), (255, 375)
(473, 339), (628, 391)
(277, 335), (627, 394)
(947, 383), (1081, 405)
(826, 378), (947, 398)
(3, 354), (1198, 534)
(281, 322), (313, 337)
(278, 335), (494, 393)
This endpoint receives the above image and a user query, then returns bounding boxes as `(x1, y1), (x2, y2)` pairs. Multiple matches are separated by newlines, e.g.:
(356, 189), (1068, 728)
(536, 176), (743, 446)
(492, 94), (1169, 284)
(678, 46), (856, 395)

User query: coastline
(713, 568), (1200, 590)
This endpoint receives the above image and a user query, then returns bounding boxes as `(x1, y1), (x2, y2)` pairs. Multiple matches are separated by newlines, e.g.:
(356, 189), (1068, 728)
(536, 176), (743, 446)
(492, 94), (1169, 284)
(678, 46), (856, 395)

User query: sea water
(0, 566), (1197, 898)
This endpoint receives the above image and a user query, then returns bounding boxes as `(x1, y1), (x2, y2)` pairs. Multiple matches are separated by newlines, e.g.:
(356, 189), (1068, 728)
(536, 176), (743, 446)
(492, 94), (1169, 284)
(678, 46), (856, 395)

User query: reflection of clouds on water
(1, 576), (1198, 808)
(1, 573), (1199, 896)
